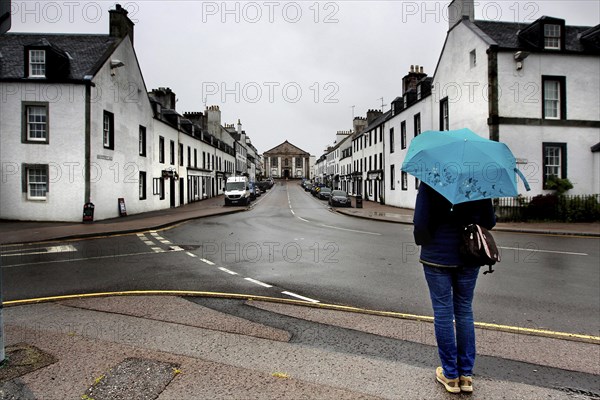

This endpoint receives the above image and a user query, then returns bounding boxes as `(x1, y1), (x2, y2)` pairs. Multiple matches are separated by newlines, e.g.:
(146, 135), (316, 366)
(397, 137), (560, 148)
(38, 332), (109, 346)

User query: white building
(0, 5), (259, 221)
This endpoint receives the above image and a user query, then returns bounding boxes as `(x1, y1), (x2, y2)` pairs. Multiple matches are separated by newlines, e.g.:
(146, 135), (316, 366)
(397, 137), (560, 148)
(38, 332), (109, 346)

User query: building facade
(263, 141), (311, 179)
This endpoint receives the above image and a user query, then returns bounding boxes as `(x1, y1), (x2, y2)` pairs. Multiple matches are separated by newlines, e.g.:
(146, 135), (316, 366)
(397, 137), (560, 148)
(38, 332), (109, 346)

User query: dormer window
(544, 24), (561, 49)
(29, 50), (46, 77)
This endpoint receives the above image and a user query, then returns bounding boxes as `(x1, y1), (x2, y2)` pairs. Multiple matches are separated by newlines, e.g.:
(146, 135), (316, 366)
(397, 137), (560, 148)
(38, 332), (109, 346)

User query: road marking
(0, 245), (77, 257)
(2, 250), (168, 268)
(152, 247), (165, 253)
(320, 224), (381, 236)
(290, 209), (295, 215)
(200, 258), (215, 265)
(297, 217), (309, 223)
(186, 252), (197, 258)
(219, 267), (238, 275)
(244, 277), (272, 288)
(160, 240), (172, 244)
(499, 246), (588, 256)
(170, 246), (184, 252)
(282, 291), (320, 303)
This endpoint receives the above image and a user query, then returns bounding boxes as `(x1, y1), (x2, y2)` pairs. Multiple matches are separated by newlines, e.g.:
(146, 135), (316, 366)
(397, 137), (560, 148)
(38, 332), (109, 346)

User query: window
(390, 165), (395, 190)
(139, 126), (146, 156)
(187, 146), (191, 167)
(158, 136), (165, 163)
(170, 140), (175, 165)
(23, 164), (48, 200)
(296, 158), (302, 168)
(414, 113), (421, 136)
(401, 171), (408, 190)
(28, 50), (46, 77)
(194, 149), (197, 168)
(470, 49), (477, 68)
(271, 157), (278, 167)
(440, 97), (449, 130)
(389, 128), (395, 153)
(401, 121), (407, 150)
(203, 152), (206, 169)
(153, 177), (165, 200)
(544, 24), (561, 50)
(179, 143), (184, 166)
(543, 143), (567, 188)
(22, 103), (48, 143)
(103, 111), (114, 149)
(139, 171), (147, 200)
(542, 76), (566, 119)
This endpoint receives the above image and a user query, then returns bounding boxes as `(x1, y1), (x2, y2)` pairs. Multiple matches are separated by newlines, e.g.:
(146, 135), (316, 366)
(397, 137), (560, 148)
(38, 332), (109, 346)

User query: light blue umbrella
(401, 128), (530, 204)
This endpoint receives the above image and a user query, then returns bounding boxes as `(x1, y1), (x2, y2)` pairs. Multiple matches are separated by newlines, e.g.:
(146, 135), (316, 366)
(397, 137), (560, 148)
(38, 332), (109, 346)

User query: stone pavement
(0, 190), (598, 398)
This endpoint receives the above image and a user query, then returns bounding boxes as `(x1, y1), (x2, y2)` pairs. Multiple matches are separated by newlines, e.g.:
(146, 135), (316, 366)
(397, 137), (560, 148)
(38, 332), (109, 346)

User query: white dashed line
(160, 240), (172, 244)
(151, 247), (165, 253)
(290, 209), (295, 215)
(297, 217), (309, 223)
(170, 246), (184, 252)
(499, 246), (588, 256)
(200, 258), (215, 265)
(186, 252), (197, 258)
(320, 224), (381, 236)
(282, 291), (320, 303)
(244, 278), (272, 288)
(219, 267), (238, 275)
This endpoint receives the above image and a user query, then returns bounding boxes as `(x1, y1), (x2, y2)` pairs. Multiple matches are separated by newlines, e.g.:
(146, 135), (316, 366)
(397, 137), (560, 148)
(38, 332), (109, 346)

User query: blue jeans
(423, 265), (480, 379)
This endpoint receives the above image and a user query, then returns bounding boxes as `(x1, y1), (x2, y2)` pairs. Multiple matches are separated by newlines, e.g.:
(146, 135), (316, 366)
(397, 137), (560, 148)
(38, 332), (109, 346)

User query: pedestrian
(412, 182), (496, 394)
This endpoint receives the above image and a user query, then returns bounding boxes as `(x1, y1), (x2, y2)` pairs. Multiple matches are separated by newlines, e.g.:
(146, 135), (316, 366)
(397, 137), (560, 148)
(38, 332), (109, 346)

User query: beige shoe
(436, 367), (460, 393)
(460, 375), (473, 393)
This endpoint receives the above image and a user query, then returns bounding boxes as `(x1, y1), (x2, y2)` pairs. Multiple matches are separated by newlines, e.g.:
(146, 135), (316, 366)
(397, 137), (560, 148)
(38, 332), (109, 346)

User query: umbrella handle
(514, 168), (531, 191)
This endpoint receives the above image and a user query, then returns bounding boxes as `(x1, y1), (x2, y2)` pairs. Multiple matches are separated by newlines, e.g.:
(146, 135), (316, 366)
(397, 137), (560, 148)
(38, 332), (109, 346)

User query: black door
(170, 178), (176, 207)
(179, 178), (184, 205)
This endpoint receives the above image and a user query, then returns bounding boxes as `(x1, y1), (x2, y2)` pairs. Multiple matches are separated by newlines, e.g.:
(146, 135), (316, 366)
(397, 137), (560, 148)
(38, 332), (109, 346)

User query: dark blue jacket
(413, 184), (496, 267)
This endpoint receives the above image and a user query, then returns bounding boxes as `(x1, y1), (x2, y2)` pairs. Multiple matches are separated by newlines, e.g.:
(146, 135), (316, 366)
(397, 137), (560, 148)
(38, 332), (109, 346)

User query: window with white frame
(544, 24), (561, 50)
(139, 171), (147, 200)
(401, 121), (407, 150)
(440, 97), (449, 130)
(389, 128), (395, 153)
(390, 165), (395, 190)
(470, 49), (477, 68)
(24, 164), (48, 200)
(401, 171), (408, 190)
(139, 126), (146, 156)
(23, 103), (48, 142)
(542, 77), (564, 119)
(103, 111), (114, 149)
(29, 50), (46, 77)
(414, 113), (421, 136)
(158, 136), (165, 163)
(543, 143), (566, 188)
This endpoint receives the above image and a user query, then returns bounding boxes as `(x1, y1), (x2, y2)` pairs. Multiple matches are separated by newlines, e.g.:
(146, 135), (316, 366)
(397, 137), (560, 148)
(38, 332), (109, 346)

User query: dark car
(329, 190), (350, 207)
(311, 184), (325, 197)
(256, 181), (270, 193)
(318, 187), (332, 200)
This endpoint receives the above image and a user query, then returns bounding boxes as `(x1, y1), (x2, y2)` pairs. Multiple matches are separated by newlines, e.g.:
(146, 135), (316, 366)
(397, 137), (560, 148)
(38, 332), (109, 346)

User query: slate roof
(473, 19), (598, 53)
(0, 33), (120, 80)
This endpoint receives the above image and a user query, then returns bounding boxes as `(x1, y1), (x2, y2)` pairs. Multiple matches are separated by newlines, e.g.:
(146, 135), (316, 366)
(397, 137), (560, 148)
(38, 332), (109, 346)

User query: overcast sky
(9, 0), (600, 156)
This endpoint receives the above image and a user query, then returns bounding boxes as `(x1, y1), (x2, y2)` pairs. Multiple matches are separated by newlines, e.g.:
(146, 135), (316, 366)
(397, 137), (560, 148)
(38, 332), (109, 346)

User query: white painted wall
(0, 82), (87, 221)
(89, 38), (156, 220)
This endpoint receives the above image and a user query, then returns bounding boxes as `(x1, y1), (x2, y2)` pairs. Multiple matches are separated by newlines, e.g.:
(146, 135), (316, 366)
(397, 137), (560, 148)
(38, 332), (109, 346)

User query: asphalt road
(2, 181), (599, 337)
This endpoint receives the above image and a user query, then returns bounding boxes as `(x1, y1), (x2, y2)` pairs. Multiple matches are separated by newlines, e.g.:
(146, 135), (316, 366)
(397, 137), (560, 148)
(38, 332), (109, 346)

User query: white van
(224, 176), (251, 206)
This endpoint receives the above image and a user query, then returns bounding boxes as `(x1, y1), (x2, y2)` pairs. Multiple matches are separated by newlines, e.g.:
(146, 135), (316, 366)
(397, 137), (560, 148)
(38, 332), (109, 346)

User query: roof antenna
(378, 97), (386, 110)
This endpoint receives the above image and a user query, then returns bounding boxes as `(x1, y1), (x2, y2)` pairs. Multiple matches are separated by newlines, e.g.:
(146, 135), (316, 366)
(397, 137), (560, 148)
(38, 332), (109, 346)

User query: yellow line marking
(3, 290), (598, 344)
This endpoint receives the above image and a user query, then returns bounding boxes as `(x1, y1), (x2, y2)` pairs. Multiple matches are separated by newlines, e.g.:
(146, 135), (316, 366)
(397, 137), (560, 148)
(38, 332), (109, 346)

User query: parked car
(318, 187), (332, 200)
(248, 182), (257, 201)
(311, 184), (325, 197)
(224, 176), (251, 206)
(256, 181), (270, 193)
(329, 190), (351, 207)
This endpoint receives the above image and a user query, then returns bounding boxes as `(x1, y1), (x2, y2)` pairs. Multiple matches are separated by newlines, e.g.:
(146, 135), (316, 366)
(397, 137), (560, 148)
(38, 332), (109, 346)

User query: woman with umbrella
(403, 128), (529, 394)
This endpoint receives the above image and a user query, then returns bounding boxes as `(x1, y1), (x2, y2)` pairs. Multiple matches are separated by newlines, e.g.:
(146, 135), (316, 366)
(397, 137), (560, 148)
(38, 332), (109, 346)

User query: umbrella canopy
(401, 128), (530, 205)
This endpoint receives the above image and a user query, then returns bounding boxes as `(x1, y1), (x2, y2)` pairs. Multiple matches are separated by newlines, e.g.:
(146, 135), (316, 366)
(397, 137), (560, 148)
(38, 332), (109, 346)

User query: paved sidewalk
(0, 186), (598, 398)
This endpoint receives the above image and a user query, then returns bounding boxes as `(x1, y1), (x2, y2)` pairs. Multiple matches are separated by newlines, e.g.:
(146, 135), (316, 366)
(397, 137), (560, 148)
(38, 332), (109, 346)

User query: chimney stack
(402, 65), (427, 95)
(366, 109), (383, 125)
(149, 87), (176, 110)
(109, 4), (135, 44)
(448, 0), (474, 30)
